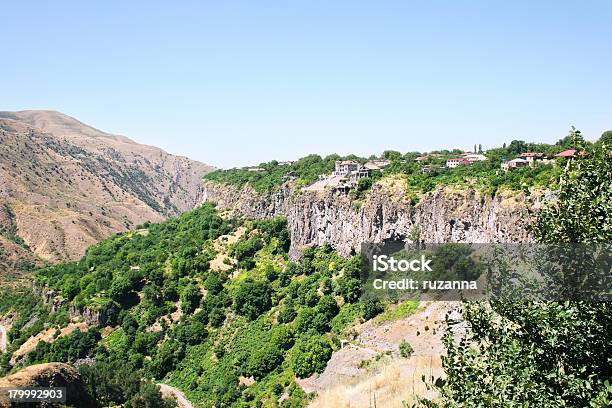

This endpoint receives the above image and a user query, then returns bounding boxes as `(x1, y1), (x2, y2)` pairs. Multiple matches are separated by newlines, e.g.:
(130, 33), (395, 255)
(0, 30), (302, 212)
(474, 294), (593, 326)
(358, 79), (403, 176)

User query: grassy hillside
(0, 203), (387, 407)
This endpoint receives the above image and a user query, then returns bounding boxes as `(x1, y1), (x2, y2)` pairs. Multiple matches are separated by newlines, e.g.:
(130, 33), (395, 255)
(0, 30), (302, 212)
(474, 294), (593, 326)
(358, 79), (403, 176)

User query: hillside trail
(302, 301), (463, 408)
(158, 383), (194, 408)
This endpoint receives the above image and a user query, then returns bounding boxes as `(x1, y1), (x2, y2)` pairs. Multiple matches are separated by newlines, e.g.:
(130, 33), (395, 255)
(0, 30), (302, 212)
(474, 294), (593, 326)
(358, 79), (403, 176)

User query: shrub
(247, 345), (284, 379)
(294, 308), (329, 334)
(278, 300), (297, 323)
(291, 336), (333, 378)
(316, 295), (339, 320)
(399, 340), (413, 358)
(335, 277), (361, 303)
(203, 273), (224, 295)
(360, 298), (384, 320)
(270, 325), (295, 350)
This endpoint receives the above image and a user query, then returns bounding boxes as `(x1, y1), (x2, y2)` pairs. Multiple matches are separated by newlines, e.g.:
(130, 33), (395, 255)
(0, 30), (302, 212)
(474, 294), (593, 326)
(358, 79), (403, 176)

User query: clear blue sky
(2, 1), (611, 168)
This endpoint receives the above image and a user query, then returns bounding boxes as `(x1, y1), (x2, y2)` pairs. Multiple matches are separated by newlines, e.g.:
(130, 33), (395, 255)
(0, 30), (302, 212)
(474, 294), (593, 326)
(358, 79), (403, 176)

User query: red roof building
(554, 149), (576, 158)
(446, 158), (470, 168)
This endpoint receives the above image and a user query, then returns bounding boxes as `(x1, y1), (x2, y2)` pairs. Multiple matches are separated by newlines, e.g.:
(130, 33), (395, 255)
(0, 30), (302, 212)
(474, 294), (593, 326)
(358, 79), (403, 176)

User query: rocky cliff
(202, 177), (541, 258)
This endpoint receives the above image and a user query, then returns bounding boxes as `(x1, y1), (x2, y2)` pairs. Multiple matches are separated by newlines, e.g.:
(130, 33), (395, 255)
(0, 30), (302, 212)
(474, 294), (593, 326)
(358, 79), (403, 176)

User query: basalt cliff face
(202, 178), (541, 258)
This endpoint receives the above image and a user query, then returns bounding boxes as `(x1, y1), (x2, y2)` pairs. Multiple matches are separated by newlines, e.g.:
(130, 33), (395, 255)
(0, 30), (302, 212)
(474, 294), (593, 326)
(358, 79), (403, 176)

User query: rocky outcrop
(0, 362), (96, 407)
(68, 305), (105, 327)
(202, 179), (541, 258)
(33, 283), (103, 325)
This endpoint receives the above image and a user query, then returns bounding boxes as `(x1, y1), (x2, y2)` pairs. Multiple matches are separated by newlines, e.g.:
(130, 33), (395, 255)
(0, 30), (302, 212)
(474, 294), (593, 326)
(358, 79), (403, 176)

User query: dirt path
(0, 324), (7, 353)
(158, 383), (194, 408)
(302, 301), (463, 407)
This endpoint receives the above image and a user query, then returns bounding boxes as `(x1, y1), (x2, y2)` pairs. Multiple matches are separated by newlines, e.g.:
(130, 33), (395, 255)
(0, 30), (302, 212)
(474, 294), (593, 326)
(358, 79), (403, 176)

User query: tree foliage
(290, 336), (333, 378)
(233, 279), (272, 320)
(426, 143), (612, 407)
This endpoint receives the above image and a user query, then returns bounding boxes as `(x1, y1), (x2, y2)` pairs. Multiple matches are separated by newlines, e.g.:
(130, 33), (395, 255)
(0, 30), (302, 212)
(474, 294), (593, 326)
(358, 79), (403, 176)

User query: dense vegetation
(203, 131), (592, 196)
(204, 154), (351, 191)
(0, 204), (391, 407)
(79, 360), (177, 408)
(423, 139), (611, 407)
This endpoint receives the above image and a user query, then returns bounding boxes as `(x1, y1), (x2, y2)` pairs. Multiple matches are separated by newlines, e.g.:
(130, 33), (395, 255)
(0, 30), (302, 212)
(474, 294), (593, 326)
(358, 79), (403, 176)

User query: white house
(364, 159), (390, 170)
(446, 158), (470, 168)
(333, 160), (360, 176)
(518, 152), (545, 166)
(463, 153), (488, 163)
(501, 158), (529, 171)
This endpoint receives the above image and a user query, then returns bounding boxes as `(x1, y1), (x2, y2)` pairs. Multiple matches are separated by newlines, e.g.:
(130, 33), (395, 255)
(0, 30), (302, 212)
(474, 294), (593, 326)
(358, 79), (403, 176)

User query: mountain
(0, 110), (213, 264)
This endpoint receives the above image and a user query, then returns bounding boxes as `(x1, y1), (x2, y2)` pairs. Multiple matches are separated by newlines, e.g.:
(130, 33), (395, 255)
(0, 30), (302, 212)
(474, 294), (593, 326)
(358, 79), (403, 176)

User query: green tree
(361, 298), (384, 320)
(426, 143), (612, 407)
(247, 345), (284, 379)
(598, 130), (612, 146)
(507, 140), (527, 155)
(316, 295), (339, 320)
(233, 279), (272, 320)
(180, 283), (201, 314)
(556, 126), (587, 150)
(295, 307), (329, 334)
(530, 144), (611, 243)
(290, 336), (333, 378)
(382, 150), (402, 161)
(127, 381), (176, 408)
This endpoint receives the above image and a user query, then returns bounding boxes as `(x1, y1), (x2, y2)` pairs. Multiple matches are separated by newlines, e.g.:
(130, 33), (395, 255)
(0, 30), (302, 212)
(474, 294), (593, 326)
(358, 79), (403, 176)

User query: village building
(554, 149), (576, 158)
(415, 153), (441, 162)
(446, 158), (470, 168)
(462, 153), (488, 163)
(304, 160), (374, 193)
(355, 165), (370, 179)
(501, 158), (529, 171)
(519, 152), (545, 165)
(363, 159), (391, 170)
(282, 171), (297, 181)
(333, 160), (360, 176)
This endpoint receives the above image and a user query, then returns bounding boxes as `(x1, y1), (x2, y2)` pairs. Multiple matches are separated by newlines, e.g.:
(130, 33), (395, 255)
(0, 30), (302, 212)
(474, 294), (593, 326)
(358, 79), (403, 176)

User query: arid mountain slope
(0, 111), (213, 262)
(0, 235), (37, 281)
